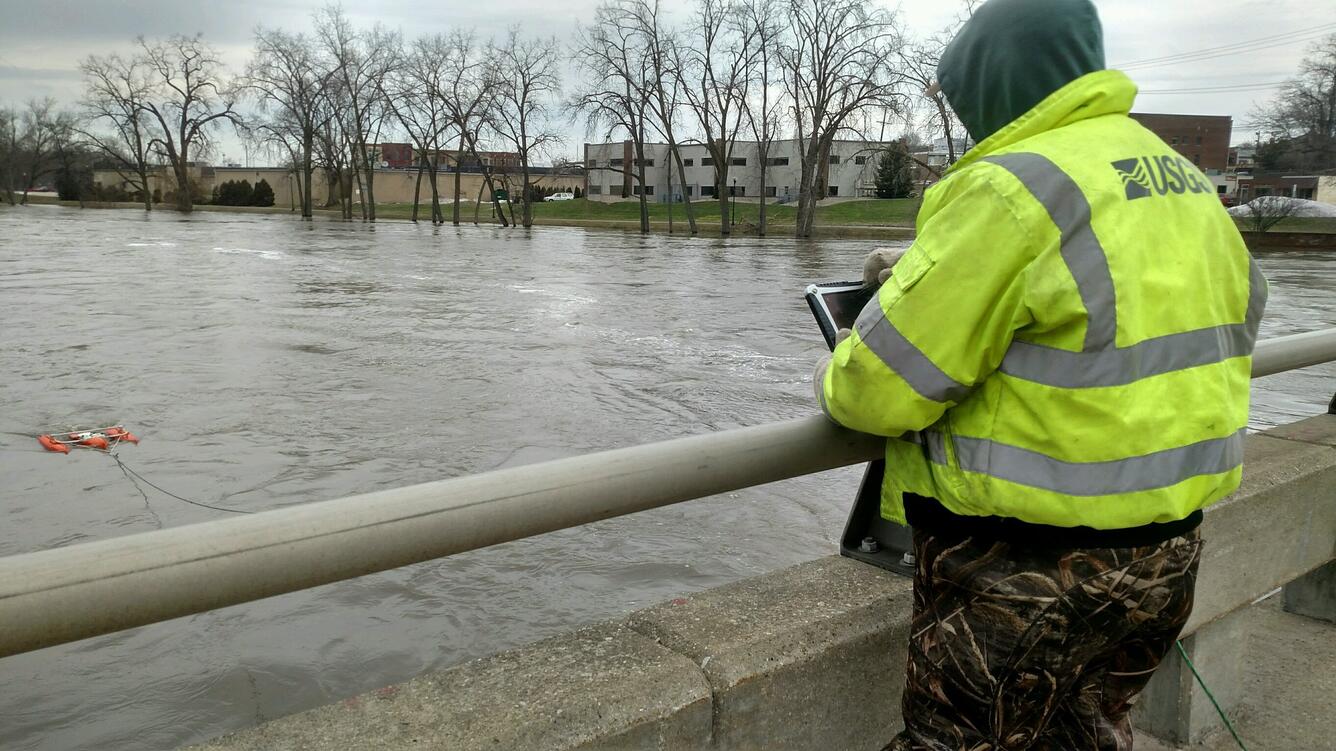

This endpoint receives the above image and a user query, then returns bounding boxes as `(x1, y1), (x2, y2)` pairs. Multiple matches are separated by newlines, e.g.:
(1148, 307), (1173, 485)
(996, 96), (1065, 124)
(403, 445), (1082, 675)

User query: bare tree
(381, 33), (457, 224)
(317, 6), (396, 221)
(899, 40), (961, 164)
(314, 102), (355, 219)
(1239, 194), (1302, 234)
(0, 105), (16, 205)
(626, 0), (698, 234)
(491, 29), (564, 228)
(676, 0), (758, 235)
(898, 2), (978, 167)
(738, 0), (784, 235)
(572, 1), (654, 233)
(246, 26), (334, 219)
(1252, 33), (1336, 172)
(439, 30), (507, 226)
(137, 34), (240, 212)
(13, 98), (71, 204)
(780, 0), (903, 238)
(78, 53), (156, 210)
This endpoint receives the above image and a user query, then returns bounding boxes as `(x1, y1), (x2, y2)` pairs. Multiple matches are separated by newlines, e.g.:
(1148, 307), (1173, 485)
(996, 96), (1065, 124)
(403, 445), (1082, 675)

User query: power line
(1115, 22), (1336, 67)
(1115, 23), (1336, 71)
(1140, 81), (1286, 93)
(1138, 81), (1286, 95)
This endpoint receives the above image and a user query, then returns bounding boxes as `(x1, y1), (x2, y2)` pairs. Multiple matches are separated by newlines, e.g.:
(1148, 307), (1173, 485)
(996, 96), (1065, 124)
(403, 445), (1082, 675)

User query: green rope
(1175, 640), (1248, 751)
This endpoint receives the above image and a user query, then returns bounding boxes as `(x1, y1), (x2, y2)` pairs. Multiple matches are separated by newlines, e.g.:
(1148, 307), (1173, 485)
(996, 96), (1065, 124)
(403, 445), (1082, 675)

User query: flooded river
(1, 205), (1332, 750)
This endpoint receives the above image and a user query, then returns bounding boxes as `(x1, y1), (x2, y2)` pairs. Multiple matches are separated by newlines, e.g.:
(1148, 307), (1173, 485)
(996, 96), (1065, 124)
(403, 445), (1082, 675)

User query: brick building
(1128, 113), (1232, 172)
(366, 143), (522, 171)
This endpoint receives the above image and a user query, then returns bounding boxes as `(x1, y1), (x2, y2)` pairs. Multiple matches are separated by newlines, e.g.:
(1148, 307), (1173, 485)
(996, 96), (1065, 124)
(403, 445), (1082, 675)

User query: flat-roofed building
(582, 139), (886, 202)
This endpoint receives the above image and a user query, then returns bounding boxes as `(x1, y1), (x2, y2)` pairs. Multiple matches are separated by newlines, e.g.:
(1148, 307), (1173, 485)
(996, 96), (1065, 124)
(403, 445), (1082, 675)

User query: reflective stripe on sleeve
(853, 295), (972, 404)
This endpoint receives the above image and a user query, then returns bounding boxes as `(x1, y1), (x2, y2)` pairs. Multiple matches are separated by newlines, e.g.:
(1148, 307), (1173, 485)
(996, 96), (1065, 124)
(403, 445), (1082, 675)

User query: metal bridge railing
(2, 329), (1335, 659)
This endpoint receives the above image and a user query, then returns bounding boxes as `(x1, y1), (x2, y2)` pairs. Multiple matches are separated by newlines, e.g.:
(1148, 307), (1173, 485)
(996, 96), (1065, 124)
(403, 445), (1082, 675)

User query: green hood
(937, 0), (1105, 143)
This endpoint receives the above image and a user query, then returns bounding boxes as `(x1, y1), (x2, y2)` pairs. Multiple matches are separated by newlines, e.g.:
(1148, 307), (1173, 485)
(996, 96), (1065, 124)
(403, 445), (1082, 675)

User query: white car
(544, 192), (575, 202)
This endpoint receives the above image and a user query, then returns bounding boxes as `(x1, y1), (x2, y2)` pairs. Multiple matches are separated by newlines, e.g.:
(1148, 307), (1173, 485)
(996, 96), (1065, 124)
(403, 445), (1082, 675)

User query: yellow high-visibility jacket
(821, 70), (1266, 529)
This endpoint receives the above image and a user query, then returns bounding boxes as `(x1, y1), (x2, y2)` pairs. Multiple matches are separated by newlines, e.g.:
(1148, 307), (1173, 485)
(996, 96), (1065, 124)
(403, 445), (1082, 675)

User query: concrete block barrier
(193, 416), (1336, 750)
(627, 556), (913, 751)
(192, 622), (713, 751)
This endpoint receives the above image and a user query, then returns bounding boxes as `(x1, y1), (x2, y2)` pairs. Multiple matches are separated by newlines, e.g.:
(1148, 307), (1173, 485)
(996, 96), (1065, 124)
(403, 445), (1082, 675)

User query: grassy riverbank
(17, 194), (1336, 239)
(372, 197), (919, 230)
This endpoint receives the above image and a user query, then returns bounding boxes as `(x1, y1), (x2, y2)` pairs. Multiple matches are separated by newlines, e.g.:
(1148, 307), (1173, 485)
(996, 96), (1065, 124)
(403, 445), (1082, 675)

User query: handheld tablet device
(807, 279), (915, 578)
(804, 281), (878, 350)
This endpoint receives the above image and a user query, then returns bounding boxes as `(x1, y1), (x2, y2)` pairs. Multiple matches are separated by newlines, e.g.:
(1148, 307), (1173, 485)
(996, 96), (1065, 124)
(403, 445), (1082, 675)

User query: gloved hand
(863, 247), (908, 287)
(813, 328), (852, 418)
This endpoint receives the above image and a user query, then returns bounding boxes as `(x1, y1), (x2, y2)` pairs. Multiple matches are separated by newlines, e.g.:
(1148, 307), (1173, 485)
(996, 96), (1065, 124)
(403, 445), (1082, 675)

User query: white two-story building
(582, 139), (888, 202)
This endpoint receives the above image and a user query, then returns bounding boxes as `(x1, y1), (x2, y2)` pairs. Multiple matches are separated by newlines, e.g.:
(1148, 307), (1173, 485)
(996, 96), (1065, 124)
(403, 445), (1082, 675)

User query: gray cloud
(1, 0), (1330, 159)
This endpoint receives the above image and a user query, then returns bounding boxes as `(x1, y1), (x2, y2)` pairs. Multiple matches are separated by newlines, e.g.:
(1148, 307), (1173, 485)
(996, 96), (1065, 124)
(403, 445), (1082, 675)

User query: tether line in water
(112, 453), (254, 515)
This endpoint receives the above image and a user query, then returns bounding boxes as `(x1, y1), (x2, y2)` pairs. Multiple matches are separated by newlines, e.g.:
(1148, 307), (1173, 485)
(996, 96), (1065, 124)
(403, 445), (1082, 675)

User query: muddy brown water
(0, 205), (1331, 750)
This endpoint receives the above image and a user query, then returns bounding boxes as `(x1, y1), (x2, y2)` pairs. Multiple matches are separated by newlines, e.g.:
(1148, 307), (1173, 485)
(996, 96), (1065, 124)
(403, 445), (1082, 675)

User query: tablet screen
(805, 282), (879, 350)
(821, 284), (878, 332)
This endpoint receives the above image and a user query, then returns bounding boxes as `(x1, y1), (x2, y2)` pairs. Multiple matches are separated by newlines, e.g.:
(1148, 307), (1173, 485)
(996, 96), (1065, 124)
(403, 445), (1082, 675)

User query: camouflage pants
(885, 527), (1202, 751)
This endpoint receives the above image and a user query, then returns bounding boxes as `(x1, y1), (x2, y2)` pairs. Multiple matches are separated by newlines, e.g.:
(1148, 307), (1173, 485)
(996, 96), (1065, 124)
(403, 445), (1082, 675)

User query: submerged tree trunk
(758, 159), (768, 236)
(670, 148), (698, 234)
(427, 162), (443, 224)
(411, 157), (425, 222)
(171, 154), (192, 212)
(140, 166), (152, 212)
(452, 133), (465, 226)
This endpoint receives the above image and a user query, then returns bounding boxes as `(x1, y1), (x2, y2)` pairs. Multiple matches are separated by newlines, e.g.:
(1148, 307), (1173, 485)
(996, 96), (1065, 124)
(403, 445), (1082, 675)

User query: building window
(632, 184), (656, 195)
(728, 185), (745, 196)
(765, 186), (777, 197)
(1299, 188), (1315, 200)
(683, 158), (694, 166)
(588, 184), (603, 195)
(828, 185), (839, 196)
(701, 157), (715, 166)
(685, 185), (694, 196)
(610, 158), (624, 167)
(731, 157), (747, 166)
(587, 159), (597, 167)
(767, 157), (789, 166)
(644, 185), (654, 195)
(1216, 185), (1226, 194)
(1256, 187), (1272, 196)
(632, 184), (640, 195)
(855, 156), (867, 165)
(1193, 154), (1200, 165)
(829, 155), (840, 164)
(636, 159), (655, 167)
(1196, 135), (1202, 145)
(1171, 137), (1179, 145)
(701, 185), (716, 197)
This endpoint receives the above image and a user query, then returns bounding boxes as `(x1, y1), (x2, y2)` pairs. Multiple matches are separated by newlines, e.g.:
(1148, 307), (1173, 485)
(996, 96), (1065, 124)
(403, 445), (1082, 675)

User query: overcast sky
(2, 0), (1333, 164)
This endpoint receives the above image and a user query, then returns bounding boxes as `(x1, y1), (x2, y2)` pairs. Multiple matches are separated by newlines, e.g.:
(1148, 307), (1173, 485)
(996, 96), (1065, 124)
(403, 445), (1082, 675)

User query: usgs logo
(1111, 156), (1214, 200)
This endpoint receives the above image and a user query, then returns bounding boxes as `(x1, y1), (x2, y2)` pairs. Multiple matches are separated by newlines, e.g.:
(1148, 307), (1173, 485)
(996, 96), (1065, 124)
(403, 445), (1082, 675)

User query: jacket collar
(947, 69), (1138, 174)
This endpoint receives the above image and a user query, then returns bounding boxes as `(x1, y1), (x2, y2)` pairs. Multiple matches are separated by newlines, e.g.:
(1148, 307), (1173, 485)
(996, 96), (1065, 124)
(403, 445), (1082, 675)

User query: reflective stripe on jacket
(821, 69), (1266, 529)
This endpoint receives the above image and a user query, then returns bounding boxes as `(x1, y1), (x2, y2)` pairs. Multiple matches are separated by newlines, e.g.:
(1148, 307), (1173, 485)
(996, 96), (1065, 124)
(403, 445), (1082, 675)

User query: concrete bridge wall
(193, 414), (1336, 750)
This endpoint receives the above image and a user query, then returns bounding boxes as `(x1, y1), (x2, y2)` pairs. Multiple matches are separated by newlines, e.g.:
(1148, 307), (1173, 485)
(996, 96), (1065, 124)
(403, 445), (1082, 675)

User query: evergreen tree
(251, 178), (275, 207)
(233, 180), (254, 206)
(874, 145), (914, 199)
(56, 168), (87, 201)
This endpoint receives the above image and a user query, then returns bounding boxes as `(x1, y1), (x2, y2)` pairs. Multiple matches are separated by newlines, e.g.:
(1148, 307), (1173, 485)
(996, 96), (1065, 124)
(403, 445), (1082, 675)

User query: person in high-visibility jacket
(815, 0), (1265, 748)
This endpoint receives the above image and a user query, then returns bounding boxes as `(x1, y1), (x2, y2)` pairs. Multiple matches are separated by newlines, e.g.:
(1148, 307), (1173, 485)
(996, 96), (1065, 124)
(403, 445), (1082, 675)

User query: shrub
(250, 178), (275, 207)
(211, 179), (255, 206)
